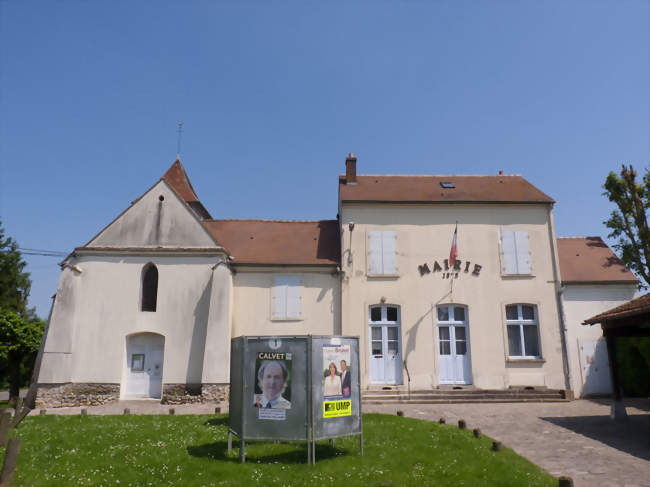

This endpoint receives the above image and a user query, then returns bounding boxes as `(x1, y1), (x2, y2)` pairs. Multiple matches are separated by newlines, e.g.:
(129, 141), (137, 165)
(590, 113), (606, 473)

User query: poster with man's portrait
(253, 352), (292, 420)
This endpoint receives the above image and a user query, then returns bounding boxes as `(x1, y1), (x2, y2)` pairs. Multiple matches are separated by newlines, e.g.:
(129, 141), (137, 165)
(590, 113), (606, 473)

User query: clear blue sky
(1, 1), (648, 318)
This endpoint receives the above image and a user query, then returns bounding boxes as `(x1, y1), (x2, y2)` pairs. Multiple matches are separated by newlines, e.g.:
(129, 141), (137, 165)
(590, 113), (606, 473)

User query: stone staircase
(362, 387), (571, 404)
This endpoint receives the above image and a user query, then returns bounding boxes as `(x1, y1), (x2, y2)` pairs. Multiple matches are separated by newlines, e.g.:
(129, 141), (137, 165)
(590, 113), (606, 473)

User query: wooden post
(492, 441), (502, 451)
(558, 476), (574, 487)
(0, 437), (22, 486)
(473, 428), (481, 438)
(0, 411), (12, 448)
(605, 330), (627, 420)
(458, 419), (466, 429)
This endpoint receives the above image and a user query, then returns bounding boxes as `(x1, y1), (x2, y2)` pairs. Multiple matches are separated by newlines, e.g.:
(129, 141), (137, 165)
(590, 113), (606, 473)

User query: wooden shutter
(368, 231), (383, 275)
(382, 231), (397, 274)
(272, 276), (288, 318)
(500, 230), (518, 274)
(286, 276), (301, 318)
(514, 231), (532, 274)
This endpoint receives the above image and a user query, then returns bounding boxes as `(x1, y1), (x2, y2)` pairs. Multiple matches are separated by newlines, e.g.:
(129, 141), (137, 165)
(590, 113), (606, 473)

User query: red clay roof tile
(557, 237), (638, 284)
(339, 174), (554, 204)
(584, 293), (650, 324)
(202, 219), (340, 266)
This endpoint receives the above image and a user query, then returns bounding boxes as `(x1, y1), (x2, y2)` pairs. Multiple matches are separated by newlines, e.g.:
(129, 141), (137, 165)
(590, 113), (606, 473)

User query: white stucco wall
(38, 253), (232, 391)
(231, 268), (340, 337)
(88, 180), (217, 248)
(340, 203), (567, 391)
(562, 283), (637, 396)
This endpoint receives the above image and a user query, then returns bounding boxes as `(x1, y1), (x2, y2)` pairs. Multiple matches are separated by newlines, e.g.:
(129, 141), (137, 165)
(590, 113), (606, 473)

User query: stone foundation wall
(161, 383), (229, 405)
(35, 382), (229, 407)
(35, 383), (120, 408)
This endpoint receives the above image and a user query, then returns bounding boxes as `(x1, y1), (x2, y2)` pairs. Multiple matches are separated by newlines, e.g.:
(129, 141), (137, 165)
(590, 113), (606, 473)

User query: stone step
(361, 389), (568, 403)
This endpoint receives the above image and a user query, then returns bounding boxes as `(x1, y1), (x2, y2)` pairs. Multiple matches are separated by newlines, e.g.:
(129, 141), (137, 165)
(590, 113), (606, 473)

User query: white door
(437, 305), (472, 385)
(369, 305), (403, 385)
(125, 333), (165, 399)
(579, 338), (612, 396)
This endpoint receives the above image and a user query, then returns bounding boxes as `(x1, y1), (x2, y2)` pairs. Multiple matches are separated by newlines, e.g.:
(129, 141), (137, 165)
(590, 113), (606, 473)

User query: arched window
(141, 263), (158, 312)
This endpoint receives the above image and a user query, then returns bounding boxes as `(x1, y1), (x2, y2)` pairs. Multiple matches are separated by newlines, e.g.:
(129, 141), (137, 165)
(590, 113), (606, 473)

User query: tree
(0, 310), (44, 405)
(0, 220), (43, 404)
(603, 164), (650, 288)
(0, 221), (32, 317)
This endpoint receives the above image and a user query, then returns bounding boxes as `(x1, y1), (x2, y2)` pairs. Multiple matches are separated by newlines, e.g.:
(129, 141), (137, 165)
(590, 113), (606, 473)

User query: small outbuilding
(583, 293), (650, 419)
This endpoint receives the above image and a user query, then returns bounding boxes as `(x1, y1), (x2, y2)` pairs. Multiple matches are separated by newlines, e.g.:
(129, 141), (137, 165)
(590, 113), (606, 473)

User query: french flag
(449, 223), (458, 265)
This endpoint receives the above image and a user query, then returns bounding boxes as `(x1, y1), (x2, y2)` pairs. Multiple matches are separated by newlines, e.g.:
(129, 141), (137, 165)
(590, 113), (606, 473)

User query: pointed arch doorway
(123, 333), (165, 399)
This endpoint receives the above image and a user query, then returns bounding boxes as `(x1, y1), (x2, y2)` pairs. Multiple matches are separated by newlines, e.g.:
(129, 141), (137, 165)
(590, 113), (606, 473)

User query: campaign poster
(253, 351), (292, 420)
(322, 344), (352, 418)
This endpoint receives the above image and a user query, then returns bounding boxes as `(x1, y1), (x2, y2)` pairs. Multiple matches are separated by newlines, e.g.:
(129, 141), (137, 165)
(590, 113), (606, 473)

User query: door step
(362, 388), (570, 403)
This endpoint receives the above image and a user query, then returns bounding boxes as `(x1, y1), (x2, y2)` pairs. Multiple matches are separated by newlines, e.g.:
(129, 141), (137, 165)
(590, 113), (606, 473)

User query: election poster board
(322, 344), (352, 418)
(253, 351), (293, 421)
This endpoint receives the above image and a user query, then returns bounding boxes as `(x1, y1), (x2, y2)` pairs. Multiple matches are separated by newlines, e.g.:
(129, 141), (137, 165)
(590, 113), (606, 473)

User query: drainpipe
(547, 206), (572, 394)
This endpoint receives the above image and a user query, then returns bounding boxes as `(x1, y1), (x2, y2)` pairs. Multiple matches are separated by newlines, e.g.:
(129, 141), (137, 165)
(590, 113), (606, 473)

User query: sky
(0, 0), (648, 318)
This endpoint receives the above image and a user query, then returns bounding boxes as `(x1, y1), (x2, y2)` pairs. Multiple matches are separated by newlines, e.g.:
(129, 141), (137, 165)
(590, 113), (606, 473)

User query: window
(141, 263), (158, 312)
(368, 230), (397, 275)
(272, 275), (301, 319)
(500, 230), (532, 275)
(505, 304), (540, 358)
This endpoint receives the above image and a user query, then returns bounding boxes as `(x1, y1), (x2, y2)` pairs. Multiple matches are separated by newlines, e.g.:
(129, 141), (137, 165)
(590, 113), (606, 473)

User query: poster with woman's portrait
(253, 352), (292, 420)
(322, 345), (351, 399)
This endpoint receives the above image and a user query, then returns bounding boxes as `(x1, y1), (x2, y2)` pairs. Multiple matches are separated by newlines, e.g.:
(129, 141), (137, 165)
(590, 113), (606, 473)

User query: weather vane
(176, 121), (184, 158)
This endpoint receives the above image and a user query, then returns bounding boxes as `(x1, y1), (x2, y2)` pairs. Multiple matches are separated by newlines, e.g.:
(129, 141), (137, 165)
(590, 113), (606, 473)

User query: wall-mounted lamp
(347, 222), (355, 265)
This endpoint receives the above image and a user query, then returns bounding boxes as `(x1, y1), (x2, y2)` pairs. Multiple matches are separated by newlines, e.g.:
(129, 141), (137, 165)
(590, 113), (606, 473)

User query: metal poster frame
(227, 335), (362, 464)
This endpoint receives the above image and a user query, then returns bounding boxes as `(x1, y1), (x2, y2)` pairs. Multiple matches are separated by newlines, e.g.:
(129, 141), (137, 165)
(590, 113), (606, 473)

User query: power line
(17, 247), (68, 257)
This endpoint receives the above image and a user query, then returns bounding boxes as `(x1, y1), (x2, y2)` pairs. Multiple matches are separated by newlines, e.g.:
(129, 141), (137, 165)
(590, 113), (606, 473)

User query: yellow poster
(323, 399), (352, 418)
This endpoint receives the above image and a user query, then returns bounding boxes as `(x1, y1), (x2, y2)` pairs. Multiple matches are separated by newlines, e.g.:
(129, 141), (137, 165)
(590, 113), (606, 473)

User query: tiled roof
(202, 219), (340, 266)
(557, 237), (638, 284)
(339, 174), (554, 204)
(162, 159), (200, 202)
(162, 159), (212, 219)
(584, 293), (650, 324)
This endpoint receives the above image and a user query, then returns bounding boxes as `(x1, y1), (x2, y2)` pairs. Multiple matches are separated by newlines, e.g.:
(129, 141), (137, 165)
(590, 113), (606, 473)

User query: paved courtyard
(21, 397), (650, 487)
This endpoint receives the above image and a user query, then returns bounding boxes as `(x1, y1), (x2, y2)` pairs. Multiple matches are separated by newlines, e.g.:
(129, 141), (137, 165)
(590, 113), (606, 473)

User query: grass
(4, 413), (556, 486)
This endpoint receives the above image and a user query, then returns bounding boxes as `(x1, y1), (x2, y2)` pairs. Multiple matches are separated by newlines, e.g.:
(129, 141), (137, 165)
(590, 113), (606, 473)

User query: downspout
(546, 205), (572, 394)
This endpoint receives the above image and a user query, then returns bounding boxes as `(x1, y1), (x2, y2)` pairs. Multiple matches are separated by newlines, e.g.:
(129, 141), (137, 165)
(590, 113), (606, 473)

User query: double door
(369, 305), (403, 384)
(437, 305), (472, 385)
(125, 333), (165, 398)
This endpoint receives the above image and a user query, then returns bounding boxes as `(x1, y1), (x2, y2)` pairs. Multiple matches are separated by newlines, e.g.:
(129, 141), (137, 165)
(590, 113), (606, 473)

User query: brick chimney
(345, 153), (357, 185)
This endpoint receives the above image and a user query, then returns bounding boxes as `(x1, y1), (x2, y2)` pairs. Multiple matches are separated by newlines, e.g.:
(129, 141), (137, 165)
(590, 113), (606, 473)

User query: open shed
(583, 293), (650, 419)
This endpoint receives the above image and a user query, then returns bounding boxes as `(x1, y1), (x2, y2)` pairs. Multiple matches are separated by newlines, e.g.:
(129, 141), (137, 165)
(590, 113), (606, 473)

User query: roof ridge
(205, 218), (336, 223)
(339, 174), (524, 178)
(557, 236), (604, 240)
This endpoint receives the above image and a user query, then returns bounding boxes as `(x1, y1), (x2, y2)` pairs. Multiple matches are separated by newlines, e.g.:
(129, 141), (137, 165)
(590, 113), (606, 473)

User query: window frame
(367, 230), (398, 277)
(141, 262), (158, 312)
(271, 274), (302, 321)
(504, 303), (542, 359)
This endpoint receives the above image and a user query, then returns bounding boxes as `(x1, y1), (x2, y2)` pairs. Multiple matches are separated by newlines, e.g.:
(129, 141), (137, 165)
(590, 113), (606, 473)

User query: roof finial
(176, 121), (184, 160)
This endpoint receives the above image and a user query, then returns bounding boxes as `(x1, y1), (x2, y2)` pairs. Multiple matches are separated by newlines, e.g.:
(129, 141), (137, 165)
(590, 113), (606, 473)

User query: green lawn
(4, 413), (556, 486)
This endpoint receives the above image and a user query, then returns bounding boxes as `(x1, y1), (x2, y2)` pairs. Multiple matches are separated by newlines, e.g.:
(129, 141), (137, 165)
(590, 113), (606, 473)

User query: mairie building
(33, 155), (637, 407)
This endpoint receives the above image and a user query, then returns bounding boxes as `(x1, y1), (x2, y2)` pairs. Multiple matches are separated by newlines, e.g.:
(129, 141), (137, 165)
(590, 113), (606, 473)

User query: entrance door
(578, 338), (612, 396)
(125, 333), (165, 398)
(437, 305), (472, 384)
(369, 305), (403, 384)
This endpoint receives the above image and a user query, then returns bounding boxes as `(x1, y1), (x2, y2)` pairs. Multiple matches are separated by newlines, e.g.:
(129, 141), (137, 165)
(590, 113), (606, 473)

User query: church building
(33, 155), (637, 407)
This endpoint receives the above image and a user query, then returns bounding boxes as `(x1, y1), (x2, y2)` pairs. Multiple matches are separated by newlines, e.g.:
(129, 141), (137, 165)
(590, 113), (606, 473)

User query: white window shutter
(382, 231), (397, 274)
(272, 276), (288, 319)
(501, 230), (518, 274)
(286, 276), (301, 318)
(515, 231), (532, 274)
(368, 231), (383, 275)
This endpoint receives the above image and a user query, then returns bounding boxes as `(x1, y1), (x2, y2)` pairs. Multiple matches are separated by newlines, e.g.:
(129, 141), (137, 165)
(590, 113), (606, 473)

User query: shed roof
(557, 237), (638, 284)
(584, 293), (650, 324)
(202, 219), (340, 266)
(338, 174), (554, 204)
